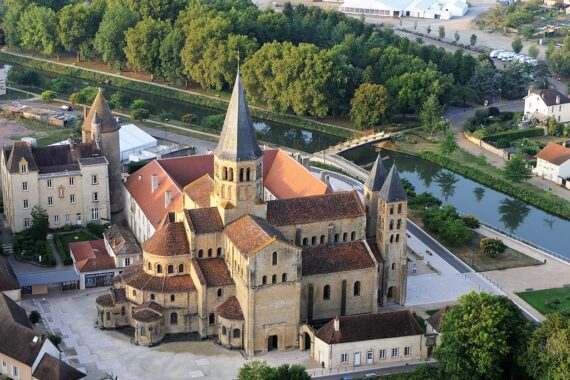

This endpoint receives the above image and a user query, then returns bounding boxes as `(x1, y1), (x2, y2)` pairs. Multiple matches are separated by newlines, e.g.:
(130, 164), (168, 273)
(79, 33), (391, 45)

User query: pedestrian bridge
(317, 131), (391, 155)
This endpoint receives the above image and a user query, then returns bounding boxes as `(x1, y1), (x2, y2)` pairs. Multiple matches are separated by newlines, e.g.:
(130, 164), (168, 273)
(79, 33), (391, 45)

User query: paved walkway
(47, 234), (64, 268)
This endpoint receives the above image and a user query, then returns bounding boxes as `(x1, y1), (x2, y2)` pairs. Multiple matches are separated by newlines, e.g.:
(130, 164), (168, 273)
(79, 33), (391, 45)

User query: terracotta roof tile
(32, 353), (85, 380)
(122, 264), (196, 293)
(216, 296), (244, 320)
(194, 258), (233, 287)
(302, 242), (374, 276)
(142, 222), (189, 257)
(267, 191), (365, 226)
(536, 142), (570, 165)
(316, 311), (423, 344)
(132, 309), (162, 322)
(184, 174), (214, 208)
(70, 240), (117, 273)
(426, 306), (451, 333)
(185, 208), (223, 234)
(224, 215), (292, 256)
(366, 239), (383, 263)
(96, 293), (114, 307)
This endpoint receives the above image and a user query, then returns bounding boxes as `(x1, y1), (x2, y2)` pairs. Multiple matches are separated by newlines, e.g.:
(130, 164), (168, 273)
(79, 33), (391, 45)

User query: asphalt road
(314, 362), (430, 380)
(407, 222), (472, 274)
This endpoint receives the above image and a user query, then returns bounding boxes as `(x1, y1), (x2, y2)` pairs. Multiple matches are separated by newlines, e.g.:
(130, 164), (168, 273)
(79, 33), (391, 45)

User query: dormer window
(20, 163), (27, 173)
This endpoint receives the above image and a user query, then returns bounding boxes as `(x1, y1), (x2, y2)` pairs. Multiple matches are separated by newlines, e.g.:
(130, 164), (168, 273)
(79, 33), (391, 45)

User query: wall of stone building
(193, 232), (224, 259)
(204, 285), (236, 336)
(3, 168), (39, 233)
(0, 354), (33, 380)
(79, 163), (111, 226)
(40, 172), (85, 229)
(275, 216), (366, 247)
(218, 316), (244, 348)
(142, 252), (190, 277)
(100, 128), (123, 215)
(313, 334), (423, 369)
(134, 319), (163, 346)
(364, 189), (380, 238)
(97, 303), (127, 329)
(300, 268), (377, 322)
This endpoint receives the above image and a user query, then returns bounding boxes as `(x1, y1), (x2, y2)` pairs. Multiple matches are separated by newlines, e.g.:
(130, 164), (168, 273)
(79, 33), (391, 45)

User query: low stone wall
(464, 132), (509, 159)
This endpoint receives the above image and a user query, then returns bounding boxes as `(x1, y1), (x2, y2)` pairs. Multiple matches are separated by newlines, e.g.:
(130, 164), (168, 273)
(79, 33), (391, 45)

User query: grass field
(517, 287), (570, 318)
(53, 230), (97, 266)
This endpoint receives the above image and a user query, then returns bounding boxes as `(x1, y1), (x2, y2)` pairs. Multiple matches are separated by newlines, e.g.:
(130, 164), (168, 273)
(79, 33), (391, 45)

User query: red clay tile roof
(97, 288), (127, 307)
(132, 308), (163, 323)
(302, 242), (374, 276)
(194, 258), (234, 287)
(32, 353), (86, 380)
(70, 240), (116, 273)
(157, 154), (214, 188)
(134, 301), (165, 314)
(316, 311), (423, 344)
(185, 208), (224, 234)
(96, 293), (114, 307)
(121, 264), (196, 293)
(263, 149), (330, 199)
(0, 255), (20, 291)
(366, 239), (383, 264)
(267, 191), (365, 226)
(184, 174), (213, 208)
(536, 142), (570, 166)
(224, 215), (293, 256)
(143, 222), (189, 257)
(216, 296), (244, 320)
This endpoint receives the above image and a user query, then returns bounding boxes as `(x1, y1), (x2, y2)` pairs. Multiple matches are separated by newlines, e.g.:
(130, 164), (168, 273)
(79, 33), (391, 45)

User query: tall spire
(365, 153), (388, 191)
(379, 164), (407, 202)
(82, 90), (118, 134)
(214, 73), (262, 162)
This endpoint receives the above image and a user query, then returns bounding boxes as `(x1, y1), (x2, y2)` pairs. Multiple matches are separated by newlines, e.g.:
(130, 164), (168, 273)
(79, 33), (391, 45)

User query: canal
(2, 64), (342, 153)
(342, 146), (570, 259)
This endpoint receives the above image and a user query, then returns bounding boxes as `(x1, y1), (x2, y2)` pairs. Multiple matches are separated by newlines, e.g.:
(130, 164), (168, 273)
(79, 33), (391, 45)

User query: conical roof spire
(214, 73), (262, 162)
(365, 153), (388, 191)
(379, 164), (407, 202)
(82, 89), (118, 134)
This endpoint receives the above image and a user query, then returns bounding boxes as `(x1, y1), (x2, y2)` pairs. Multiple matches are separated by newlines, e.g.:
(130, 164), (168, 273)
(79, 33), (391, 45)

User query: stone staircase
(2, 243), (13, 256)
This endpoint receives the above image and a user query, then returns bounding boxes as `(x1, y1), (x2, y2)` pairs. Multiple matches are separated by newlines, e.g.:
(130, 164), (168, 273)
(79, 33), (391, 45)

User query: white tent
(119, 124), (157, 161)
(340, 0), (468, 19)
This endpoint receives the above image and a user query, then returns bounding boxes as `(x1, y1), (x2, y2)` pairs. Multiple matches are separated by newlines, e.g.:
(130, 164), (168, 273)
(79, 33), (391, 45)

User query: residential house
(524, 88), (570, 124)
(533, 142), (570, 187)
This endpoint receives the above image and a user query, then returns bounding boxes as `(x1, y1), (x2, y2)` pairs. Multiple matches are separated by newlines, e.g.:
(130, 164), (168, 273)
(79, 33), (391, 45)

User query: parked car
(490, 49), (503, 58)
(60, 105), (72, 111)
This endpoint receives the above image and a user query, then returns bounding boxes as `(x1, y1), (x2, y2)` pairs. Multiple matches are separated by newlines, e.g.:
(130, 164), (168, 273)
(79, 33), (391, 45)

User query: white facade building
(533, 142), (570, 186)
(119, 124), (157, 161)
(339, 0), (468, 19)
(524, 88), (570, 124)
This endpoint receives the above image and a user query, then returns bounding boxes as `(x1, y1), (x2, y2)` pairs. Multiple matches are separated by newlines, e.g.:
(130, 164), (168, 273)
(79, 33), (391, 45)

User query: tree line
(1, 0), (480, 123)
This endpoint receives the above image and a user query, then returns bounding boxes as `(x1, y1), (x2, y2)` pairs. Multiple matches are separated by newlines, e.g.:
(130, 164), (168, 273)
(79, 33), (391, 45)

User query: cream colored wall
(275, 216), (366, 247)
(124, 188), (155, 243)
(313, 334), (423, 369)
(3, 167), (39, 233)
(0, 353), (32, 380)
(301, 268), (377, 321)
(2, 289), (22, 303)
(79, 163), (110, 225)
(142, 252), (190, 277)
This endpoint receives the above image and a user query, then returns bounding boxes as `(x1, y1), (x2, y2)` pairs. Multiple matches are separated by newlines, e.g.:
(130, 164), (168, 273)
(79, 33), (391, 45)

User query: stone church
(96, 74), (409, 356)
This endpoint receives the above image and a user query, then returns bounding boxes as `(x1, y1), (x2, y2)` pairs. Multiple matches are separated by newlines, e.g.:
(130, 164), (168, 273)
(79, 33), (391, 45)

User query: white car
(490, 49), (503, 58)
(497, 51), (510, 59)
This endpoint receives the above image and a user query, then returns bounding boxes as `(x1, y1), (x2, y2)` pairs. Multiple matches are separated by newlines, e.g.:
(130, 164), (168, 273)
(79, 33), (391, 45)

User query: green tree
(480, 237), (506, 257)
(19, 6), (60, 56)
(131, 99), (154, 114)
(237, 361), (310, 380)
(69, 86), (99, 105)
(48, 78), (72, 94)
(528, 44), (539, 59)
(454, 31), (460, 43)
(419, 94), (443, 135)
(512, 36), (523, 54)
(131, 108), (149, 121)
(476, 152), (487, 166)
(462, 214), (480, 229)
(29, 205), (49, 241)
(548, 116), (564, 136)
(108, 91), (130, 111)
(57, 3), (100, 61)
(94, 5), (138, 70)
(8, 69), (40, 88)
(2, 0), (27, 47)
(524, 314), (570, 380)
(426, 25), (432, 35)
(547, 36), (570, 78)
(439, 127), (458, 155)
(349, 83), (390, 130)
(29, 310), (41, 324)
(436, 292), (530, 380)
(159, 27), (186, 84)
(470, 33), (477, 47)
(124, 17), (171, 79)
(504, 152), (531, 183)
(438, 25), (445, 40)
(110, 0), (185, 20)
(40, 90), (56, 102)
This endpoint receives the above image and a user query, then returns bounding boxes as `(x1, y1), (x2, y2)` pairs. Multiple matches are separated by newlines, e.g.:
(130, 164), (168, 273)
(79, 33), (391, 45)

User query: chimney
(164, 190), (172, 208)
(301, 157), (309, 168)
(325, 175), (331, 187)
(333, 317), (340, 332)
(528, 87), (532, 96)
(556, 95), (561, 104)
(151, 174), (159, 193)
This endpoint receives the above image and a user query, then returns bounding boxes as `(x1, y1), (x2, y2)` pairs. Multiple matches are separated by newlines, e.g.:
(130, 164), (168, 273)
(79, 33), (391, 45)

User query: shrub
(132, 108), (149, 120)
(40, 90), (56, 102)
(29, 310), (41, 324)
(48, 334), (62, 346)
(69, 86), (99, 105)
(480, 237), (507, 257)
(201, 114), (225, 130)
(483, 128), (544, 144)
(462, 214), (481, 229)
(87, 222), (106, 237)
(131, 99), (154, 113)
(181, 113), (196, 123)
(48, 78), (72, 94)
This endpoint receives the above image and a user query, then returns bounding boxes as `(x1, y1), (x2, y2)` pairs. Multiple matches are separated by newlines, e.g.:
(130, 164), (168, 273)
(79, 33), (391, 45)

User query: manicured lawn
(517, 288), (570, 318)
(53, 230), (97, 266)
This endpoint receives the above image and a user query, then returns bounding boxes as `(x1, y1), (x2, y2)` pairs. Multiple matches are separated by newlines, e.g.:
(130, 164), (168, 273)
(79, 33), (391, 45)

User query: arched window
(282, 273), (287, 282)
(302, 237), (308, 246)
(272, 274), (277, 284)
(323, 285), (331, 300)
(392, 263), (396, 270)
(335, 233), (339, 243)
(167, 265), (174, 274)
(150, 293), (155, 300)
(239, 168), (244, 182)
(262, 276), (267, 285)
(121, 307), (125, 316)
(209, 313), (215, 325)
(147, 262), (151, 270)
(170, 313), (178, 325)
(178, 264), (184, 273)
(222, 326), (227, 335)
(228, 168), (234, 182)
(246, 167), (251, 181)
(397, 204), (402, 214)
(217, 247), (222, 257)
(157, 264), (162, 273)
(170, 294), (175, 302)
(397, 219), (401, 229)
(222, 167), (227, 180)
(272, 252), (277, 266)
(233, 329), (241, 338)
(343, 232), (347, 242)
(389, 205), (394, 215)
(354, 281), (361, 297)
(208, 248), (213, 257)
(390, 235), (394, 243)
(320, 235), (325, 244)
(198, 249), (204, 258)
(311, 236), (317, 245)
(132, 289), (136, 296)
(396, 234), (400, 242)
(351, 231), (356, 240)
(389, 220), (394, 230)
(217, 288), (223, 297)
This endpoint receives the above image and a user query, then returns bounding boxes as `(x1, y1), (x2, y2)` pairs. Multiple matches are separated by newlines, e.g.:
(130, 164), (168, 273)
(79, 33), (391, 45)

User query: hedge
(482, 127), (544, 143)
(0, 51), (354, 139)
(420, 151), (570, 220)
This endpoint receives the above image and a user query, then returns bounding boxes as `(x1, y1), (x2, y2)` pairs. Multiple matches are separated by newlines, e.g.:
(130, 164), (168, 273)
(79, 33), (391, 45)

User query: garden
(517, 287), (570, 318)
(53, 223), (105, 266)
(12, 206), (56, 266)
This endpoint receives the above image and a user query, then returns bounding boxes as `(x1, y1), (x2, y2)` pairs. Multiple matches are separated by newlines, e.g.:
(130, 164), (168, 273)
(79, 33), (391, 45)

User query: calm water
(3, 64), (342, 153)
(342, 145), (570, 258)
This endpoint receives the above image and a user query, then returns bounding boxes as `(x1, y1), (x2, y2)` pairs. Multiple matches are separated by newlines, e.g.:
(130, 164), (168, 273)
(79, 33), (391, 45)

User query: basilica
(96, 74), (409, 357)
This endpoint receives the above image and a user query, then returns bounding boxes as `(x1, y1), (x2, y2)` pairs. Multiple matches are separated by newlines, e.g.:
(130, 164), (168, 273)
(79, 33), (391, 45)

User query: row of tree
(1, 0), (478, 122)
